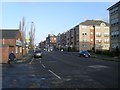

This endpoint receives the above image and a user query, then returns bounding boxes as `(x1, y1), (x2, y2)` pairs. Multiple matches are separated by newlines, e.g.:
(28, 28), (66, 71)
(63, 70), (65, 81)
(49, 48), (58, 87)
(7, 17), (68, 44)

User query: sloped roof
(80, 20), (109, 26)
(0, 29), (20, 39)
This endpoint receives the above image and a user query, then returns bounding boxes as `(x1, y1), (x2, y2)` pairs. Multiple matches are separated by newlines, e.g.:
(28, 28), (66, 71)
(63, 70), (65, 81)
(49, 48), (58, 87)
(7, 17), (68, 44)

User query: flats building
(107, 1), (120, 51)
(78, 20), (110, 51)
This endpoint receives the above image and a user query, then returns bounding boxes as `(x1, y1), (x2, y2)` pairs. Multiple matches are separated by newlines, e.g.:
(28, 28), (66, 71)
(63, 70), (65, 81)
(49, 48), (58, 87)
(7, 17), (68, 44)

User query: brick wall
(4, 39), (15, 46)
(0, 46), (9, 63)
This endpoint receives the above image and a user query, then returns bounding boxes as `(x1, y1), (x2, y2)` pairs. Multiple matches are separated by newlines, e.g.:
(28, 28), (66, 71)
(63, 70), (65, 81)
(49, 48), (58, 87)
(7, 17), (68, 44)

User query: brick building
(46, 34), (56, 47)
(0, 29), (23, 63)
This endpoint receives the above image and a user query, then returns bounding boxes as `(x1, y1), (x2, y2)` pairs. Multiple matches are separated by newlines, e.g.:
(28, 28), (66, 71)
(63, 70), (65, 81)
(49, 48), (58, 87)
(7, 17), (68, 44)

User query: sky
(0, 1), (118, 45)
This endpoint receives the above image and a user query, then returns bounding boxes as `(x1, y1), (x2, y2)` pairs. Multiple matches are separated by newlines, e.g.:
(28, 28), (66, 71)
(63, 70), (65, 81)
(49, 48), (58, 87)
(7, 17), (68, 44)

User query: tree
(19, 17), (26, 45)
(29, 22), (35, 49)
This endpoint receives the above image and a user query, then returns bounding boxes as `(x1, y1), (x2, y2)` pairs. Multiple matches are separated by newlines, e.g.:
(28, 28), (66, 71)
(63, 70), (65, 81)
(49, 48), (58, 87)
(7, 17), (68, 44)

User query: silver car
(34, 50), (42, 58)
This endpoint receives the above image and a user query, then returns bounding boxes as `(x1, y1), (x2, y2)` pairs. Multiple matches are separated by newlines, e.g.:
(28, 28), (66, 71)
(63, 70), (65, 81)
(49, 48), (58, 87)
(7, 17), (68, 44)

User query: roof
(80, 20), (109, 26)
(107, 1), (120, 10)
(0, 29), (20, 39)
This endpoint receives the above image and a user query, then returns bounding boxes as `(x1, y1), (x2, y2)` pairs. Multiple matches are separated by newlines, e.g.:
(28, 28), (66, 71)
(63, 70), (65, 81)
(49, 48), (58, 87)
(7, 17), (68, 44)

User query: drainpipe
(93, 26), (95, 53)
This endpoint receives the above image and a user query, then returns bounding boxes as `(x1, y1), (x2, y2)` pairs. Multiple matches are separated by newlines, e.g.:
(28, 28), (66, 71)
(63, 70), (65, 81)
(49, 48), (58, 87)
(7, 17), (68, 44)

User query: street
(2, 50), (119, 88)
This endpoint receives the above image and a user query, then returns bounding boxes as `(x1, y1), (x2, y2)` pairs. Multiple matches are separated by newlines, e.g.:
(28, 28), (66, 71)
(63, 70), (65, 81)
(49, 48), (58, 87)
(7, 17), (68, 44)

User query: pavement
(14, 50), (33, 64)
(90, 53), (120, 62)
(59, 51), (120, 62)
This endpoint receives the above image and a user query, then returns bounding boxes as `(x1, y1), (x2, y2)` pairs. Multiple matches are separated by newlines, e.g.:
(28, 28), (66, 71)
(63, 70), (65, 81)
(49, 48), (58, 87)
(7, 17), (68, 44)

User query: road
(2, 50), (119, 88)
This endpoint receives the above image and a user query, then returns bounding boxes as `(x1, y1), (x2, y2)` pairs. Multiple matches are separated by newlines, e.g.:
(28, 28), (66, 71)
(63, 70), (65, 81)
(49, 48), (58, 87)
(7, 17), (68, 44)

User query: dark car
(34, 50), (42, 58)
(79, 50), (91, 58)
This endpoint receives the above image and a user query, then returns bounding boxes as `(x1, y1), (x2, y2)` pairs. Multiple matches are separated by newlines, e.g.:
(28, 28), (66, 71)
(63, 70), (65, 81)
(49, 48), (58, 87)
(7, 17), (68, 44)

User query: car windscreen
(35, 51), (41, 53)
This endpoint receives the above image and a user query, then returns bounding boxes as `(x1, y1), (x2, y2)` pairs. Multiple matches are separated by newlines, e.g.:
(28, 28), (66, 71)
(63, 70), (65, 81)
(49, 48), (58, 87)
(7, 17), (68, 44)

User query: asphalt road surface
(2, 50), (119, 89)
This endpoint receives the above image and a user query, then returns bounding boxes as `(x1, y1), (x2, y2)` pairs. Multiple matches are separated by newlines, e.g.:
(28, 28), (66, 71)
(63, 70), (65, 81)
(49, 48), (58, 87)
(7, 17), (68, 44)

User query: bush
(102, 50), (110, 56)
(95, 50), (102, 54)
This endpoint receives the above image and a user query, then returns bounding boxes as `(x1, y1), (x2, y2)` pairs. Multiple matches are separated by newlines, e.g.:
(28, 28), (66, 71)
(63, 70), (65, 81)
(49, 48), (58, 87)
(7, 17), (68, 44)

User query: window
(105, 44), (109, 47)
(82, 38), (87, 42)
(20, 47), (22, 53)
(110, 7), (118, 15)
(82, 32), (87, 36)
(96, 44), (101, 47)
(96, 32), (101, 37)
(111, 18), (119, 26)
(104, 33), (109, 37)
(96, 39), (101, 43)
(104, 39), (109, 43)
(111, 30), (119, 38)
(82, 26), (87, 28)
(100, 23), (106, 26)
(82, 44), (86, 47)
(91, 32), (93, 35)
(111, 43), (119, 48)
(16, 47), (18, 53)
(91, 39), (93, 41)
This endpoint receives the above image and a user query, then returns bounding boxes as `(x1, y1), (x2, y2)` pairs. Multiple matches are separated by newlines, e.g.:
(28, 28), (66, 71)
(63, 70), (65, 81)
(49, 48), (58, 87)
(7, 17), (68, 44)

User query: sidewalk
(91, 53), (120, 62)
(62, 51), (120, 62)
(15, 50), (33, 64)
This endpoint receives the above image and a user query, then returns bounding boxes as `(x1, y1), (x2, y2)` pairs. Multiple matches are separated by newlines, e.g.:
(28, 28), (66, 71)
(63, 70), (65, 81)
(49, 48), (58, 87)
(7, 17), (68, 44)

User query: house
(0, 29), (23, 63)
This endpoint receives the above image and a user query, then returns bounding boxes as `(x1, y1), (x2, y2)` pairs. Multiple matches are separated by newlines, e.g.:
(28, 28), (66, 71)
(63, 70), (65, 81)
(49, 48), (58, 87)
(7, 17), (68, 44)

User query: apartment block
(60, 32), (66, 49)
(78, 20), (110, 51)
(74, 25), (79, 51)
(46, 34), (56, 47)
(56, 20), (110, 52)
(66, 30), (70, 47)
(56, 33), (61, 49)
(107, 1), (120, 51)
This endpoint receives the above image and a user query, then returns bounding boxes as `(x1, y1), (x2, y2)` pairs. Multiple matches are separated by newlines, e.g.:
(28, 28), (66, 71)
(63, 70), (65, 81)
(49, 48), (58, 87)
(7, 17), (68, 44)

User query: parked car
(79, 50), (91, 58)
(34, 50), (42, 58)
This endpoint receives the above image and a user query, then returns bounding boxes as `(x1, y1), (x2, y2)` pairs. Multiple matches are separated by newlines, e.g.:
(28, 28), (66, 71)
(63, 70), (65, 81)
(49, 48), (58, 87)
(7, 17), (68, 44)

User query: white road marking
(29, 58), (34, 64)
(48, 69), (61, 79)
(41, 64), (46, 68)
(88, 65), (109, 69)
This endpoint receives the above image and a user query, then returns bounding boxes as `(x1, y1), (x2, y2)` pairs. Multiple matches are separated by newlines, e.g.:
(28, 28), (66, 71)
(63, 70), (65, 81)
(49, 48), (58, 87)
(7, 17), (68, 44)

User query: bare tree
(29, 22), (35, 49)
(19, 17), (26, 45)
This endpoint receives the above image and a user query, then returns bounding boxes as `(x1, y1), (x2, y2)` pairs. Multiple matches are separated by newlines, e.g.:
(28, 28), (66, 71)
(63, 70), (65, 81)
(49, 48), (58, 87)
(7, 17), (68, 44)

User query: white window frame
(16, 46), (18, 53)
(20, 47), (22, 53)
